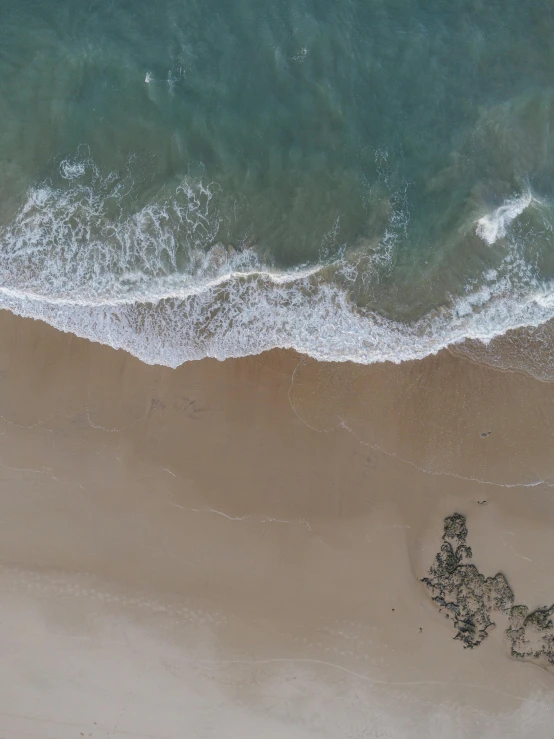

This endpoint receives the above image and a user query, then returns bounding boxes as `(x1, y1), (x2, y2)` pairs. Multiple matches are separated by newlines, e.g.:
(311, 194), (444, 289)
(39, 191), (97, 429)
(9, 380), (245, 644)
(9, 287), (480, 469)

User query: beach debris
(422, 513), (554, 669)
(480, 431), (492, 437)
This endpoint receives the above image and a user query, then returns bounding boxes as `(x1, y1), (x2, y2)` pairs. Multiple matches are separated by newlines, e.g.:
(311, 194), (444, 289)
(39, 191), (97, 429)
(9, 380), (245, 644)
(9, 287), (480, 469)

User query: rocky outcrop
(507, 603), (554, 667)
(423, 514), (554, 668)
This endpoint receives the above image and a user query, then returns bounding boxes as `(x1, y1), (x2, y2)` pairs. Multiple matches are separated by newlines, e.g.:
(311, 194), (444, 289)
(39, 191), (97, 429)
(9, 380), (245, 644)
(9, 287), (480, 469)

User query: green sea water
(1, 0), (554, 367)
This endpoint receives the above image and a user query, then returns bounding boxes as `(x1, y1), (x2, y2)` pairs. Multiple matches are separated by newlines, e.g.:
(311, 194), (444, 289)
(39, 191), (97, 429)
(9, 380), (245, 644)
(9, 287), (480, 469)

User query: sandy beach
(0, 310), (553, 738)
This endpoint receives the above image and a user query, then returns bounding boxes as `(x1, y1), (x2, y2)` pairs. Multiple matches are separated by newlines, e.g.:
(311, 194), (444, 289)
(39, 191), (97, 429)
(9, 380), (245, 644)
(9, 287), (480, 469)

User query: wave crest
(1, 173), (553, 370)
(475, 192), (534, 245)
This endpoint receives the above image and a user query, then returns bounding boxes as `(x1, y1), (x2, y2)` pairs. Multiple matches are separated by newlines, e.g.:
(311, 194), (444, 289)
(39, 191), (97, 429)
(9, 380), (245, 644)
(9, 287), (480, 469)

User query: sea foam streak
(0, 171), (551, 368)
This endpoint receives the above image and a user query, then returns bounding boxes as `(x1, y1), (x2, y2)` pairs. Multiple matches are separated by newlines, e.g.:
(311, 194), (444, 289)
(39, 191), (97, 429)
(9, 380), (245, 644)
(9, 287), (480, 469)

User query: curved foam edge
(1, 267), (554, 368)
(1, 175), (552, 369)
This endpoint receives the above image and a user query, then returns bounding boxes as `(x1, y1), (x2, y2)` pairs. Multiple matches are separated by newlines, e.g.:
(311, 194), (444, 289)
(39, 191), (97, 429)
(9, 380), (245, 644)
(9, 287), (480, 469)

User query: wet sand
(0, 310), (553, 738)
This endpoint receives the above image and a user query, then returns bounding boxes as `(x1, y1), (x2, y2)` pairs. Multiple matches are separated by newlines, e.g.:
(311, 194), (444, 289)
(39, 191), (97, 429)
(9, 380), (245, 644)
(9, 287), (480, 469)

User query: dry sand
(0, 309), (553, 738)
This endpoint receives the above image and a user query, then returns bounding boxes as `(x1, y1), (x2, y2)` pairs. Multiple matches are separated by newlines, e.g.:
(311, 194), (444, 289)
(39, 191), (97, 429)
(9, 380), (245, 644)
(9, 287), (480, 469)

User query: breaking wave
(475, 192), (535, 245)
(0, 164), (552, 369)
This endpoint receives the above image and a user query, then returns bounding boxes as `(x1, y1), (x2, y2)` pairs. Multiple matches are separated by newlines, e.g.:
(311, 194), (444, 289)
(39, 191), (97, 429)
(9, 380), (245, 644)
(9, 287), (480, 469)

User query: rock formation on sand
(423, 513), (554, 668)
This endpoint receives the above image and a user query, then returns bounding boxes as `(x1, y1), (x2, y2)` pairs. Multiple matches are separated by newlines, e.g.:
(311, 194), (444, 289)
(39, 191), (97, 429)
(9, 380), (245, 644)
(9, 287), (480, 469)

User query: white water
(0, 172), (550, 368)
(475, 192), (534, 245)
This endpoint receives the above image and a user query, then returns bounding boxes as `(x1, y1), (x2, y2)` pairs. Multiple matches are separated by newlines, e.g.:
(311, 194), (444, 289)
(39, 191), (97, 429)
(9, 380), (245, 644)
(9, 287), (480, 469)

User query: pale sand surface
(0, 310), (553, 737)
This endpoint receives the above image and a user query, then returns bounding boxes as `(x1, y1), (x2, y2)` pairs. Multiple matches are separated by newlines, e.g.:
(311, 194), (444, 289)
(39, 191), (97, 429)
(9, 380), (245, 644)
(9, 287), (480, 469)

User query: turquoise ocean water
(2, 0), (554, 371)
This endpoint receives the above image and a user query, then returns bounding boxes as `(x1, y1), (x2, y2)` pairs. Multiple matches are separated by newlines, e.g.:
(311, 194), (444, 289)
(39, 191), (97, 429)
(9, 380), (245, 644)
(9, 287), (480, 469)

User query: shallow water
(2, 0), (554, 367)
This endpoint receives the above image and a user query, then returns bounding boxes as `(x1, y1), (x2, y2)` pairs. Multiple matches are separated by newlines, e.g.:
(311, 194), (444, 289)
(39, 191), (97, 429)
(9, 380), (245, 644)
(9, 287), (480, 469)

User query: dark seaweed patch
(423, 514), (554, 668)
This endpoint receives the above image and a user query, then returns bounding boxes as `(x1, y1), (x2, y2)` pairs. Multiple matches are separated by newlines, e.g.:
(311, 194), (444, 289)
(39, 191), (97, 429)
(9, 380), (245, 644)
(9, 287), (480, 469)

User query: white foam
(1, 175), (553, 368)
(1, 264), (553, 369)
(59, 159), (88, 180)
(476, 192), (534, 245)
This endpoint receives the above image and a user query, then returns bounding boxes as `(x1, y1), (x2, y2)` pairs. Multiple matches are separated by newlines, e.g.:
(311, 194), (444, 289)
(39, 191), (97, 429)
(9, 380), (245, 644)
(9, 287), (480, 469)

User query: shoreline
(0, 309), (553, 737)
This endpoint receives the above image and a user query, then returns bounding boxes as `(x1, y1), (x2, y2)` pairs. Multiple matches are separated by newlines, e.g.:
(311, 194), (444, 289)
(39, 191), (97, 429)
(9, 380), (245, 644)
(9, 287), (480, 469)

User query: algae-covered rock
(423, 513), (554, 670)
(422, 514), (512, 648)
(442, 513), (468, 544)
(507, 604), (554, 666)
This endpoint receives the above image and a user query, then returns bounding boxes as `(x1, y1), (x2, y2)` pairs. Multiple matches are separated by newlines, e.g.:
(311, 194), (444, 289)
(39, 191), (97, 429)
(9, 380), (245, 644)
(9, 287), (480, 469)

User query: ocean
(2, 0), (554, 372)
